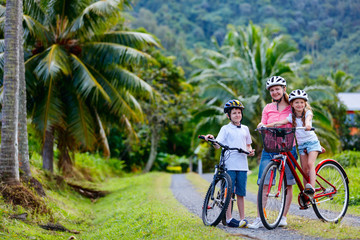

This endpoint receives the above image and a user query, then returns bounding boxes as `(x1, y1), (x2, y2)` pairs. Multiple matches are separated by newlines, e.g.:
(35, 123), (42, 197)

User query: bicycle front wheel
(312, 161), (349, 223)
(202, 173), (232, 226)
(258, 161), (287, 230)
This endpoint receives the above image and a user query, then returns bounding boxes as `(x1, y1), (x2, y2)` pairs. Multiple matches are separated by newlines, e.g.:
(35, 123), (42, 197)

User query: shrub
(330, 150), (360, 168)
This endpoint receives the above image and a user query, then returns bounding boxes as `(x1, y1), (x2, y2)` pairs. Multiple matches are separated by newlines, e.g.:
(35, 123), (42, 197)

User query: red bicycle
(256, 127), (349, 230)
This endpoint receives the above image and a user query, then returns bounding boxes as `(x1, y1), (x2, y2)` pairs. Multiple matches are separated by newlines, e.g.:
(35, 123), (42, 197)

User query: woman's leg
(283, 185), (292, 217)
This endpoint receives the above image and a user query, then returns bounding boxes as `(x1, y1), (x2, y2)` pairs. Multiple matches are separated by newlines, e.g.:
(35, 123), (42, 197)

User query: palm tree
(190, 23), (309, 150)
(0, 0), (22, 184)
(1, 0), (159, 175)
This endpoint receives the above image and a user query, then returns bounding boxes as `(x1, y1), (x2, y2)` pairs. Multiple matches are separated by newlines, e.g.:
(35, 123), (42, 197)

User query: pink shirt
(261, 103), (292, 128)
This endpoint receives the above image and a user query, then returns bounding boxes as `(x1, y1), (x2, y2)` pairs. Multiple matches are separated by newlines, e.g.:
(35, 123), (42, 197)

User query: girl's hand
(305, 124), (312, 131)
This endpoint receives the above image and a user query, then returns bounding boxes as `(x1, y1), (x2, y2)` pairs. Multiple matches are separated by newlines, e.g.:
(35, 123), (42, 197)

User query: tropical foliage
(0, 0), (159, 175)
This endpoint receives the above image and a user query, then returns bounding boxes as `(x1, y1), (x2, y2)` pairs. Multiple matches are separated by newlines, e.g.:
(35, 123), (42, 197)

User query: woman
(248, 76), (298, 228)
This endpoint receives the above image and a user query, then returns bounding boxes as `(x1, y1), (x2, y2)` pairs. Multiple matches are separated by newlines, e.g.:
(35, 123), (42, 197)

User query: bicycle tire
(221, 193), (234, 226)
(202, 173), (232, 226)
(258, 161), (287, 230)
(312, 160), (349, 223)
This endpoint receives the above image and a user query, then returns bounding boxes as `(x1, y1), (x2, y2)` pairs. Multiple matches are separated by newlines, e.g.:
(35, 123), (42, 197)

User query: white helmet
(289, 89), (308, 102)
(266, 76), (287, 90)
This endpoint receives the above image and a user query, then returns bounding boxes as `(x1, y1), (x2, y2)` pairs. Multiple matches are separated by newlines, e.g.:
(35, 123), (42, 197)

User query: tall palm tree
(1, 0), (159, 175)
(0, 0), (21, 184)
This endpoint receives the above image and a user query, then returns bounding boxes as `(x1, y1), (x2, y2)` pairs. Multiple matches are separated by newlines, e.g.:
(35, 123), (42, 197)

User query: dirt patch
(0, 183), (50, 214)
(39, 222), (80, 234)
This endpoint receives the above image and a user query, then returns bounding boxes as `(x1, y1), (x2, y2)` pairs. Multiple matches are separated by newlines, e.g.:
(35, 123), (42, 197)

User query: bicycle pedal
(299, 205), (310, 210)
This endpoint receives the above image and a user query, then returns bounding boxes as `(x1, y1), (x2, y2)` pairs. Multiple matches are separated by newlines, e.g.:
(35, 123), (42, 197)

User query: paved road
(171, 173), (359, 240)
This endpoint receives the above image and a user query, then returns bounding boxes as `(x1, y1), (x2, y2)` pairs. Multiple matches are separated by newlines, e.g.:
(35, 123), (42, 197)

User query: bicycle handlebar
(255, 126), (315, 131)
(198, 135), (250, 155)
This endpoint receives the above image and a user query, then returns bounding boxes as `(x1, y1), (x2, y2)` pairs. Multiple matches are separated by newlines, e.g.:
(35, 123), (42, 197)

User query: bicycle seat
(303, 146), (326, 155)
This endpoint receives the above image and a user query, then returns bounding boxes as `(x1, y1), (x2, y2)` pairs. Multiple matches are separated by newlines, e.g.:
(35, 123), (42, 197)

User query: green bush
(330, 151), (360, 168)
(75, 153), (125, 181)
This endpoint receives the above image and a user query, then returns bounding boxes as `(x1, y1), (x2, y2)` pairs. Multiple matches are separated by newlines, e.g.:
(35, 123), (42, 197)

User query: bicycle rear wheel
(258, 161), (287, 230)
(312, 161), (349, 223)
(202, 173), (232, 226)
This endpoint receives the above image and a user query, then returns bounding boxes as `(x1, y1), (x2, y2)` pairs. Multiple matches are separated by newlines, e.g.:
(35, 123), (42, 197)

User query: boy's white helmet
(266, 76), (287, 90)
(289, 89), (308, 102)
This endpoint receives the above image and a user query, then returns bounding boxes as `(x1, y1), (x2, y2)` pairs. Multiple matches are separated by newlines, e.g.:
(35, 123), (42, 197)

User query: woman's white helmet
(289, 89), (308, 102)
(266, 76), (287, 90)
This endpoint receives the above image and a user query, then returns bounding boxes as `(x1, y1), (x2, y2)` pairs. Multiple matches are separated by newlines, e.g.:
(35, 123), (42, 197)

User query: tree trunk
(18, 0), (31, 178)
(58, 140), (73, 176)
(95, 110), (110, 159)
(42, 128), (54, 172)
(143, 124), (160, 173)
(0, 0), (21, 184)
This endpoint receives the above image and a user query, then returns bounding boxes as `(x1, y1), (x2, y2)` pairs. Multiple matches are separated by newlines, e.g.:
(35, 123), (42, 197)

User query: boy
(205, 99), (255, 228)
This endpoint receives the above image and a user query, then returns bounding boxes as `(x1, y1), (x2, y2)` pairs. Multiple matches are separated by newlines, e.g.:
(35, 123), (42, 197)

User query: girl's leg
(300, 154), (309, 184)
(307, 151), (319, 187)
(237, 195), (245, 220)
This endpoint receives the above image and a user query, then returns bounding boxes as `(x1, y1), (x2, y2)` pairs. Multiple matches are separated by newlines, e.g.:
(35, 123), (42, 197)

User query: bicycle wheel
(202, 173), (232, 226)
(312, 161), (349, 223)
(258, 161), (287, 230)
(221, 193), (234, 226)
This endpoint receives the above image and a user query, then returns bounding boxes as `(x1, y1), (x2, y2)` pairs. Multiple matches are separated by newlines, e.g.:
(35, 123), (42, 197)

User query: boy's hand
(204, 134), (214, 141)
(248, 149), (255, 157)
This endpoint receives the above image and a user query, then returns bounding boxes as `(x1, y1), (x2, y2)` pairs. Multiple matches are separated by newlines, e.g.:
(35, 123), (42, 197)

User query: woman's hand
(257, 122), (265, 128)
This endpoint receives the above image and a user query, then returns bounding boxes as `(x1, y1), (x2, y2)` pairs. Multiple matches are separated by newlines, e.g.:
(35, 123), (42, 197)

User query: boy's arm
(204, 134), (220, 149)
(246, 144), (255, 156)
(265, 118), (289, 127)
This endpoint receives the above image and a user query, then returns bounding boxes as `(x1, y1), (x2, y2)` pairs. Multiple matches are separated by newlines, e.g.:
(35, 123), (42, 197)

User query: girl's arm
(265, 118), (289, 127)
(305, 111), (313, 131)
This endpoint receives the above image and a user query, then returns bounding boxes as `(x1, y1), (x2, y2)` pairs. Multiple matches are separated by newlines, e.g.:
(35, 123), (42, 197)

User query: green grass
(0, 173), (236, 239)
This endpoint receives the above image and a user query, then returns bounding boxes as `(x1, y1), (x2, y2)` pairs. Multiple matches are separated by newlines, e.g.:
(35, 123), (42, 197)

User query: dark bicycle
(198, 135), (249, 226)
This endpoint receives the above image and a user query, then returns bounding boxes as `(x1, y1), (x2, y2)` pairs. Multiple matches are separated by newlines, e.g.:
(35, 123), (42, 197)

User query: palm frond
(83, 42), (153, 65)
(70, 53), (110, 101)
(34, 44), (71, 82)
(101, 31), (160, 48)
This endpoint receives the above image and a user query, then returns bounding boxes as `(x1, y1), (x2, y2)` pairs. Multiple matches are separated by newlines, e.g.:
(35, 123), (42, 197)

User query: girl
(265, 89), (322, 197)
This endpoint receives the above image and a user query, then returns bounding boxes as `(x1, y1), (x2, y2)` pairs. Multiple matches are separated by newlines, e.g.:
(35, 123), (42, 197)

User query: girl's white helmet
(289, 89), (308, 102)
(266, 76), (287, 90)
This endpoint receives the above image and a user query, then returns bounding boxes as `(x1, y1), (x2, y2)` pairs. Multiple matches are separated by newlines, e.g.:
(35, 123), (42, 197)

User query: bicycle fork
(267, 156), (286, 198)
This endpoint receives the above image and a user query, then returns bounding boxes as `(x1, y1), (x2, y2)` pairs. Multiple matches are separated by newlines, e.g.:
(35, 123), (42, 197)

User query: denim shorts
(227, 170), (247, 197)
(298, 140), (322, 155)
(257, 146), (298, 185)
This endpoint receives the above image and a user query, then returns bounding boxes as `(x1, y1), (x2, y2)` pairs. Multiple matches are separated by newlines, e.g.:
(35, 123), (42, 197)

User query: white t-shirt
(286, 111), (318, 145)
(215, 122), (252, 171)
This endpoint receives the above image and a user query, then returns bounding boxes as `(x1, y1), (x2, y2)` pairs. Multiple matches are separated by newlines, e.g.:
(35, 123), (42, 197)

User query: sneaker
(227, 218), (240, 228)
(304, 183), (315, 198)
(248, 218), (263, 229)
(278, 217), (287, 227)
(239, 219), (248, 228)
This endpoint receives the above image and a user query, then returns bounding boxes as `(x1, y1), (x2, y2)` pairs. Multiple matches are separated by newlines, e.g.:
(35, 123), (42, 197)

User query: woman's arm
(265, 118), (289, 127)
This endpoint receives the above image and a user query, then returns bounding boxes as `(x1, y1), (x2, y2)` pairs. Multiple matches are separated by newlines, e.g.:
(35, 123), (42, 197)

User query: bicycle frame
(268, 150), (348, 202)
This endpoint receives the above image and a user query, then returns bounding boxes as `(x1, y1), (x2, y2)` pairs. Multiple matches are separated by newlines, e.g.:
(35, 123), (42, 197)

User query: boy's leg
(236, 195), (245, 220)
(226, 171), (236, 221)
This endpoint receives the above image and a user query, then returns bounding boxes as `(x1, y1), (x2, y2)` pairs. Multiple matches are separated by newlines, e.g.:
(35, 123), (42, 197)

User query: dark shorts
(257, 146), (298, 185)
(227, 170), (247, 196)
